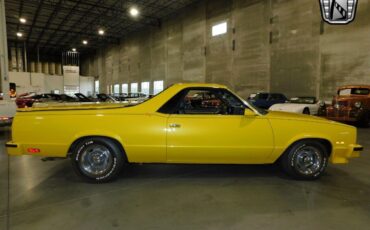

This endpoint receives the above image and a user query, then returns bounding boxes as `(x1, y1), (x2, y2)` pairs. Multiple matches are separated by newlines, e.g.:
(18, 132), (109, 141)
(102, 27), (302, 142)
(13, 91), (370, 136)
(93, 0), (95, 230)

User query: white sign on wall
(63, 65), (79, 86)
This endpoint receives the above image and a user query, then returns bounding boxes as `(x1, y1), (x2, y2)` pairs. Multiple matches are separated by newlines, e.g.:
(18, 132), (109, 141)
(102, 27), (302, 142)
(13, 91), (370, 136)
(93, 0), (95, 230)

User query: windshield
(338, 88), (369, 96)
(289, 97), (316, 104)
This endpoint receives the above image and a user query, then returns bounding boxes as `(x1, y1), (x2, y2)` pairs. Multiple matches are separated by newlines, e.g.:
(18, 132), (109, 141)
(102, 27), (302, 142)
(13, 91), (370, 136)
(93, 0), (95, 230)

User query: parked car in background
(269, 97), (320, 115)
(15, 93), (62, 108)
(96, 93), (119, 102)
(318, 85), (370, 127)
(248, 92), (287, 109)
(16, 93), (93, 108)
(118, 92), (149, 104)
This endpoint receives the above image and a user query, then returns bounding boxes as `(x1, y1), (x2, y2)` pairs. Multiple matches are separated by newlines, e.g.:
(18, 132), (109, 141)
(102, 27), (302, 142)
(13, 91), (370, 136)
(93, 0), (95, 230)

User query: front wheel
(70, 137), (125, 183)
(280, 140), (328, 180)
(302, 108), (310, 115)
(358, 112), (370, 128)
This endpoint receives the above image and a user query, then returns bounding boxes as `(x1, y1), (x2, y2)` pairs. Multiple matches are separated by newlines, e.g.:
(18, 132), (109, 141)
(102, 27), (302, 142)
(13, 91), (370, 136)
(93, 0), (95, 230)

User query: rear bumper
(5, 141), (23, 155)
(331, 144), (363, 164)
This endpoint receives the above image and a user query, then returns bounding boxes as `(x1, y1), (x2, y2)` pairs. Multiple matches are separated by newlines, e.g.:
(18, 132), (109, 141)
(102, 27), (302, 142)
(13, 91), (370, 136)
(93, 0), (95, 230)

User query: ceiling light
(82, 40), (88, 45)
(16, 32), (23, 37)
(129, 7), (139, 17)
(98, 29), (105, 35)
(19, 18), (26, 23)
(72, 48), (76, 52)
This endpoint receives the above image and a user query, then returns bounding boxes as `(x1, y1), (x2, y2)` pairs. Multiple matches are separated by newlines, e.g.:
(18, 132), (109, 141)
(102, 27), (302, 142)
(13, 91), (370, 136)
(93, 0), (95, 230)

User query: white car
(269, 97), (321, 115)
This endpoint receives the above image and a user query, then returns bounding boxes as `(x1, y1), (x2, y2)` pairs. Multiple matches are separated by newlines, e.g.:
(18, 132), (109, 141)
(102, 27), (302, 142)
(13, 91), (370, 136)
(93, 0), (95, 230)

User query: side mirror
(244, 109), (256, 116)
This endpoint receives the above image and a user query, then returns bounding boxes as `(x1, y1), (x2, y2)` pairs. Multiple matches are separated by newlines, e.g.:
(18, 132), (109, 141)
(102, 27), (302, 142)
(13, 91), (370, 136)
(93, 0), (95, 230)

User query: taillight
(27, 148), (41, 153)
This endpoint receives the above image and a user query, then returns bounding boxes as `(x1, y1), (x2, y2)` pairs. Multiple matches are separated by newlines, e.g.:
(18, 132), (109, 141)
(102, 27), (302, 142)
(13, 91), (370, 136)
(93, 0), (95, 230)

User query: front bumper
(319, 106), (364, 122)
(331, 144), (363, 164)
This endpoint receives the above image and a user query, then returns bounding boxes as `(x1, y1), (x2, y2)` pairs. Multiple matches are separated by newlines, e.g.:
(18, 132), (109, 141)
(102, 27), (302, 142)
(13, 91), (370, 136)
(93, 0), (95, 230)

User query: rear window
(339, 88), (370, 96)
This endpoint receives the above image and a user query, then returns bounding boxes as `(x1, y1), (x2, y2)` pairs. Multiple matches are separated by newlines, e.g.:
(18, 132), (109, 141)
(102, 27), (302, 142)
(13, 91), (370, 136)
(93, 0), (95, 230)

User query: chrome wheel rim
(294, 146), (322, 175)
(80, 144), (113, 177)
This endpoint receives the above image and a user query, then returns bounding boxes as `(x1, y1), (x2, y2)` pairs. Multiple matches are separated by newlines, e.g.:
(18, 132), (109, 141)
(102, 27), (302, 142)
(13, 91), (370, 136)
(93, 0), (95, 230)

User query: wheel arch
(67, 135), (128, 162)
(275, 137), (332, 163)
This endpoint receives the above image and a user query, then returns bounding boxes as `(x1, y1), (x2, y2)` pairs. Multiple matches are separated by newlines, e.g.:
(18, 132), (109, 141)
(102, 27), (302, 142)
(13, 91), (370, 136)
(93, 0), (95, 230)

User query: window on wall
(212, 21), (227, 37)
(122, 83), (128, 95)
(141, 82), (150, 95)
(95, 80), (99, 94)
(114, 84), (120, 94)
(153, 80), (164, 95)
(130, 83), (138, 93)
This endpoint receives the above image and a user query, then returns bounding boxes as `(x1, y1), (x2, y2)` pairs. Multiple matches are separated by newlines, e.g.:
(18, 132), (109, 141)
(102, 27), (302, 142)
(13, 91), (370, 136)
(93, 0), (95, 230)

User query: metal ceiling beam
(26, 0), (44, 44)
(6, 21), (121, 40)
(58, 0), (119, 51)
(33, 0), (63, 49)
(42, 0), (84, 51)
(16, 0), (24, 32)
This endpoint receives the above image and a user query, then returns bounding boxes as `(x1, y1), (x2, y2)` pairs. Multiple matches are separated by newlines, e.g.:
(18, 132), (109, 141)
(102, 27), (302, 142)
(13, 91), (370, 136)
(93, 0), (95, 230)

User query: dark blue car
(248, 93), (287, 109)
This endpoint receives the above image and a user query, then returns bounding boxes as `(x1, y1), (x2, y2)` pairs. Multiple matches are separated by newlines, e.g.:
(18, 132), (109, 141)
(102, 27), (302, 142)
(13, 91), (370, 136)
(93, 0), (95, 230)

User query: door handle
(169, 123), (181, 128)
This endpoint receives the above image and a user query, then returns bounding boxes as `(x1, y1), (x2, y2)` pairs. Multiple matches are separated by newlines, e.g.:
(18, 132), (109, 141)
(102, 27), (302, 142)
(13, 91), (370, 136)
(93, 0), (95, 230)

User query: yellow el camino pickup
(6, 83), (363, 182)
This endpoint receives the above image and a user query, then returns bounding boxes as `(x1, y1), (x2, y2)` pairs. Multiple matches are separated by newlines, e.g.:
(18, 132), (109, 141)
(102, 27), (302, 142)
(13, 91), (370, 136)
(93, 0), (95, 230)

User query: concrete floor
(0, 127), (369, 230)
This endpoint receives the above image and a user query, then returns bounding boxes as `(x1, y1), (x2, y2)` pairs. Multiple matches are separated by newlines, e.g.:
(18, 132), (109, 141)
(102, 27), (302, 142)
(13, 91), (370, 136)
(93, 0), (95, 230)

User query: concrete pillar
(0, 0), (9, 98)
(36, 62), (42, 73)
(42, 62), (49, 74)
(10, 47), (17, 71)
(16, 47), (23, 71)
(55, 63), (62, 75)
(49, 62), (55, 75)
(30, 61), (36, 72)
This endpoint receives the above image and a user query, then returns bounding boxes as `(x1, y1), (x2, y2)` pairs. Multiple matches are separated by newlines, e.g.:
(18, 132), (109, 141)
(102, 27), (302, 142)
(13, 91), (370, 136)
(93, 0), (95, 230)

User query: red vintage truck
(318, 85), (370, 127)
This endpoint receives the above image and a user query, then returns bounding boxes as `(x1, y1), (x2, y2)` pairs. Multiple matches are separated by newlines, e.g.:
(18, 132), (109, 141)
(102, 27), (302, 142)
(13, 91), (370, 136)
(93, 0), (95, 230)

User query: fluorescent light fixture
(129, 7), (139, 17)
(98, 29), (105, 35)
(19, 18), (26, 23)
(72, 48), (76, 52)
(212, 22), (227, 37)
(82, 40), (88, 45)
(16, 32), (23, 37)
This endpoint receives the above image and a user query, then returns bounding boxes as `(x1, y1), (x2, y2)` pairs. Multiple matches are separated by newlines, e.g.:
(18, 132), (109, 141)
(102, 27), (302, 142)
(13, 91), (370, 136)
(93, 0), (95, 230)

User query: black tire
(358, 112), (370, 128)
(303, 108), (310, 115)
(280, 140), (328, 180)
(70, 137), (125, 183)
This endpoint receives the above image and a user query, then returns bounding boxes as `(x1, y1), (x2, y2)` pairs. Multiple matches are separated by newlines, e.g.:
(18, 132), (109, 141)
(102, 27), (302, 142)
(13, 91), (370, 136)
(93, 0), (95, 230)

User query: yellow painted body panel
(7, 83), (362, 165)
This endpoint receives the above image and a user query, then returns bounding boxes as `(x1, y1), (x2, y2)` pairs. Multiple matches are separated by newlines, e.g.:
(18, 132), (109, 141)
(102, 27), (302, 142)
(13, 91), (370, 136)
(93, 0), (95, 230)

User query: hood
(269, 103), (307, 111)
(16, 102), (129, 112)
(265, 111), (346, 126)
(333, 95), (366, 103)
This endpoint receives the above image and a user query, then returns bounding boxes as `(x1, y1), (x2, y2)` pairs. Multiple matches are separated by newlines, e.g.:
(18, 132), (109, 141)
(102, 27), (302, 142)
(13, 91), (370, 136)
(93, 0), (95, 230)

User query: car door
(164, 88), (274, 164)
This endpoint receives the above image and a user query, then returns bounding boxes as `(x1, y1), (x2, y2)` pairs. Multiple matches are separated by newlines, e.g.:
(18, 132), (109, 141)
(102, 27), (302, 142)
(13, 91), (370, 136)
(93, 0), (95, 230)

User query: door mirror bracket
(244, 109), (256, 116)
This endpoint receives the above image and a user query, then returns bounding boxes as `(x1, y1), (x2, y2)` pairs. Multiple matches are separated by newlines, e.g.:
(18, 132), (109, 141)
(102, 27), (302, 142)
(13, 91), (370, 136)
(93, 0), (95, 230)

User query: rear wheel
(280, 140), (328, 180)
(70, 137), (125, 183)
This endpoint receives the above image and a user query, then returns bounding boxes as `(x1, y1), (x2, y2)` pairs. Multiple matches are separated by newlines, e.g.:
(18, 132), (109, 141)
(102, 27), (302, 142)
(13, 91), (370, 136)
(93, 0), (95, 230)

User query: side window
(158, 88), (245, 115)
(180, 89), (224, 114)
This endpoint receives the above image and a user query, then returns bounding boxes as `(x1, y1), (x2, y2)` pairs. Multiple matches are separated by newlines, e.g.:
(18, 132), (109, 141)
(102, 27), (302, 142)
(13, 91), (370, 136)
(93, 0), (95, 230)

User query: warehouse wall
(81, 0), (370, 100)
(8, 71), (95, 95)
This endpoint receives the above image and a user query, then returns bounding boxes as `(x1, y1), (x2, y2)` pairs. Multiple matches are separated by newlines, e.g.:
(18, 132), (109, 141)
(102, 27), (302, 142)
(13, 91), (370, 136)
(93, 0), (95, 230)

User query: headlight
(354, 101), (362, 108)
(334, 103), (340, 109)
